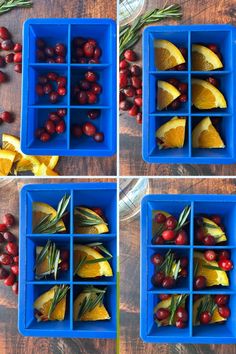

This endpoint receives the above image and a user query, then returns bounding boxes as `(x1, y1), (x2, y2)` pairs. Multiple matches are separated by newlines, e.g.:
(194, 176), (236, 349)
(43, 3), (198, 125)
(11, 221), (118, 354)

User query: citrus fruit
(74, 207), (109, 234)
(155, 39), (186, 71)
(35, 246), (61, 277)
(34, 163), (59, 176)
(192, 44), (223, 71)
(157, 81), (181, 110)
(194, 251), (229, 287)
(192, 78), (227, 109)
(32, 202), (66, 233)
(0, 149), (16, 176)
(73, 291), (110, 321)
(156, 117), (186, 149)
(193, 295), (226, 326)
(15, 155), (40, 175)
(201, 216), (227, 243)
(37, 156), (59, 170)
(74, 244), (113, 278)
(34, 286), (66, 321)
(2, 134), (22, 162)
(154, 295), (187, 326)
(192, 117), (225, 148)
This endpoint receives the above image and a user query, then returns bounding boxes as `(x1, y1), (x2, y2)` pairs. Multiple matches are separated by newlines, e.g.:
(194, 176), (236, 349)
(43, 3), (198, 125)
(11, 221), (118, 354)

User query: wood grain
(120, 177), (236, 353)
(0, 0), (117, 176)
(0, 178), (116, 354)
(120, 0), (236, 176)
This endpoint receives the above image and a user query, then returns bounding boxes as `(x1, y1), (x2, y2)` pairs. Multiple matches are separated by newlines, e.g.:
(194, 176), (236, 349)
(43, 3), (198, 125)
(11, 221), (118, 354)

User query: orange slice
(34, 163), (59, 176)
(157, 80), (181, 110)
(34, 286), (66, 321)
(156, 117), (186, 149)
(192, 78), (227, 109)
(37, 156), (59, 170)
(192, 44), (223, 71)
(73, 291), (110, 321)
(192, 117), (225, 148)
(0, 149), (16, 176)
(154, 39), (186, 71)
(2, 134), (22, 162)
(32, 202), (66, 233)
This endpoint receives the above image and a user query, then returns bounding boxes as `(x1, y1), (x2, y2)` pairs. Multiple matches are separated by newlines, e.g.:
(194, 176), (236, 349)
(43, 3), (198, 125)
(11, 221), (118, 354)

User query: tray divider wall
(66, 24), (71, 149)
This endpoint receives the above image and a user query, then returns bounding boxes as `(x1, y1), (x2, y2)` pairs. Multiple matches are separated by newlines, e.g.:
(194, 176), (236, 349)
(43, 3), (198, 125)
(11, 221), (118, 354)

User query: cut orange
(0, 149), (16, 176)
(157, 81), (181, 110)
(2, 134), (22, 162)
(201, 216), (227, 243)
(37, 156), (59, 170)
(35, 163), (59, 176)
(192, 44), (223, 71)
(155, 39), (186, 71)
(193, 295), (226, 326)
(73, 292), (110, 321)
(192, 117), (225, 148)
(15, 155), (40, 175)
(74, 244), (113, 278)
(34, 286), (66, 321)
(192, 78), (227, 109)
(156, 117), (186, 149)
(32, 202), (66, 233)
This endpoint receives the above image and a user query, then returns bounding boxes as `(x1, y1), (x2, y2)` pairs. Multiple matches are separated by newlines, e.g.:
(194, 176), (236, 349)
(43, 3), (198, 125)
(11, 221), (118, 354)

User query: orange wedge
(156, 117), (186, 149)
(192, 78), (227, 109)
(37, 156), (59, 170)
(34, 286), (66, 321)
(192, 44), (223, 71)
(192, 117), (225, 148)
(193, 295), (226, 326)
(73, 291), (110, 321)
(155, 39), (186, 71)
(0, 149), (16, 176)
(2, 134), (22, 162)
(32, 202), (66, 232)
(201, 216), (227, 243)
(157, 80), (181, 110)
(34, 163), (59, 176)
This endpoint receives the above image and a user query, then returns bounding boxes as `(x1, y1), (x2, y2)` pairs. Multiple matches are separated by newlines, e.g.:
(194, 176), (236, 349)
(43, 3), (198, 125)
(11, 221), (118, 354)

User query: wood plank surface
(120, 0), (236, 176)
(0, 0), (117, 176)
(120, 177), (236, 353)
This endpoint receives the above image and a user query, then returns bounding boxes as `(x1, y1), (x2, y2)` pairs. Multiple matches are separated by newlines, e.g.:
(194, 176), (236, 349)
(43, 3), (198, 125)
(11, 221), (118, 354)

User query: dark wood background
(0, 177), (116, 354)
(120, 177), (236, 353)
(0, 0), (116, 176)
(120, 0), (236, 176)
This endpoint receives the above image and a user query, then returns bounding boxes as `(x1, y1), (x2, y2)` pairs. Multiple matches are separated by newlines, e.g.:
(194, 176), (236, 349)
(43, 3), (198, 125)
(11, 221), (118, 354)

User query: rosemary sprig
(0, 0), (32, 15)
(33, 194), (71, 234)
(77, 287), (107, 320)
(175, 206), (191, 232)
(119, 4), (182, 57)
(169, 294), (188, 325)
(48, 285), (69, 320)
(203, 264), (223, 271)
(74, 255), (112, 275)
(158, 249), (180, 280)
(74, 207), (107, 227)
(35, 240), (61, 280)
(86, 242), (112, 257)
(194, 261), (199, 277)
(196, 295), (217, 323)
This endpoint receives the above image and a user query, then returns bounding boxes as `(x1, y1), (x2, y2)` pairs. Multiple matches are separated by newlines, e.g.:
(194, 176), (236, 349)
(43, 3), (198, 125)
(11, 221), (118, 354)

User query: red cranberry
(203, 235), (216, 246)
(49, 91), (59, 103)
(12, 282), (18, 295)
(13, 256), (19, 264)
(167, 78), (179, 87)
(162, 276), (176, 289)
(43, 83), (53, 95)
(89, 58), (99, 64)
(83, 42), (94, 57)
(3, 232), (15, 242)
(0, 56), (5, 67)
(13, 52), (22, 63)
(47, 72), (58, 81)
(218, 306), (230, 319)
(45, 120), (56, 134)
(37, 49), (46, 61)
(0, 267), (8, 280)
(87, 91), (97, 104)
(75, 47), (84, 58)
(176, 319), (187, 328)
(210, 215), (221, 225)
(0, 27), (10, 40)
(78, 57), (87, 63)
(120, 68), (131, 76)
(49, 112), (60, 122)
(13, 43), (22, 53)
(152, 235), (165, 245)
(55, 56), (65, 63)
(1, 39), (13, 51)
(36, 84), (44, 96)
(136, 88), (142, 95)
(4, 272), (15, 286)
(91, 83), (102, 95)
(124, 49), (137, 61)
(130, 65), (141, 76)
(56, 77), (66, 88)
(45, 47), (54, 58)
(40, 132), (51, 142)
(0, 71), (7, 83)
(124, 86), (136, 98)
(134, 97), (142, 107)
(93, 132), (104, 142)
(200, 311), (212, 324)
(37, 38), (45, 49)
(179, 268), (188, 277)
(0, 233), (4, 243)
(214, 295), (229, 306)
(206, 77), (219, 87)
(154, 212), (166, 224)
(136, 112), (142, 124)
(5, 53), (14, 64)
(80, 79), (91, 90)
(71, 124), (83, 138)
(119, 100), (131, 111)
(218, 250), (230, 260)
(120, 60), (129, 69)
(151, 253), (164, 266)
(0, 253), (13, 265)
(120, 72), (128, 88)
(11, 265), (19, 275)
(73, 37), (86, 47)
(162, 229), (176, 241)
(196, 227), (205, 243)
(57, 87), (67, 96)
(82, 122), (96, 136)
(38, 75), (48, 84)
(180, 257), (188, 268)
(55, 43), (66, 56)
(85, 71), (97, 82)
(94, 46), (101, 59)
(179, 47), (187, 58)
(218, 259), (233, 271)
(175, 230), (188, 245)
(60, 249), (69, 261)
(57, 108), (67, 117)
(176, 64), (186, 71)
(159, 294), (171, 300)
(47, 58), (55, 63)
(165, 216), (177, 230)
(0, 111), (13, 123)
(0, 224), (7, 232)
(3, 213), (15, 227)
(208, 44), (218, 53)
(176, 307), (188, 322)
(156, 308), (170, 320)
(88, 109), (100, 120)
(77, 91), (88, 104)
(55, 120), (66, 134)
(178, 94), (187, 103)
(194, 275), (206, 289)
(204, 250), (217, 262)
(35, 128), (45, 138)
(128, 104), (139, 117)
(151, 271), (165, 286)
(178, 83), (188, 94)
(131, 76), (142, 89)
(60, 260), (69, 272)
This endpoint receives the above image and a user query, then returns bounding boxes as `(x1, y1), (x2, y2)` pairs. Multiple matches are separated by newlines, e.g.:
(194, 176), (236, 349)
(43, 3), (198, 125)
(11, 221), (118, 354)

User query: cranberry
(0, 71), (7, 83)
(0, 224), (7, 232)
(82, 122), (96, 136)
(170, 99), (180, 110)
(120, 72), (128, 89)
(176, 64), (186, 71)
(79, 79), (91, 90)
(124, 49), (137, 62)
(40, 132), (51, 142)
(206, 77), (219, 87)
(180, 268), (188, 277)
(175, 230), (188, 245)
(210, 215), (221, 225)
(131, 76), (142, 89)
(45, 47), (54, 58)
(37, 38), (45, 49)
(208, 44), (218, 53)
(214, 295), (229, 306)
(35, 128), (45, 138)
(179, 47), (187, 58)
(78, 57), (87, 64)
(119, 100), (131, 111)
(0, 267), (8, 279)
(136, 88), (142, 95)
(178, 82), (188, 94)
(176, 319), (187, 328)
(77, 91), (88, 104)
(38, 75), (48, 84)
(5, 53), (14, 64)
(47, 72), (58, 81)
(128, 105), (139, 117)
(73, 37), (86, 47)
(151, 253), (164, 266)
(1, 111), (13, 123)
(218, 250), (230, 260)
(75, 47), (84, 58)
(94, 46), (101, 59)
(136, 112), (142, 124)
(0, 233), (4, 243)
(83, 42), (94, 57)
(55, 43), (66, 56)
(167, 78), (179, 87)
(134, 97), (142, 107)
(218, 306), (231, 319)
(93, 132), (104, 142)
(154, 212), (166, 224)
(55, 56), (65, 63)
(124, 86), (136, 98)
(5, 242), (18, 256)
(59, 260), (69, 272)
(162, 276), (176, 289)
(2, 214), (14, 228)
(0, 253), (13, 265)
(120, 68), (131, 76)
(89, 58), (99, 64)
(3, 231), (15, 242)
(0, 27), (10, 40)
(60, 249), (69, 261)
(218, 259), (233, 271)
(88, 109), (100, 120)
(49, 112), (60, 122)
(57, 87), (67, 96)
(36, 84), (44, 96)
(43, 83), (53, 95)
(156, 308), (170, 320)
(87, 91), (97, 104)
(120, 60), (128, 69)
(151, 271), (165, 286)
(37, 49), (45, 61)
(194, 275), (206, 289)
(11, 265), (19, 275)
(55, 120), (66, 134)
(57, 76), (67, 87)
(176, 307), (188, 322)
(180, 257), (188, 268)
(13, 43), (22, 53)
(45, 120), (56, 134)
(13, 256), (19, 264)
(152, 235), (164, 245)
(203, 235), (216, 246)
(196, 227), (205, 243)
(200, 311), (212, 324)
(165, 216), (177, 230)
(159, 294), (171, 300)
(162, 229), (175, 241)
(179, 94), (187, 103)
(0, 56), (5, 67)
(91, 83), (102, 95)
(71, 124), (83, 138)
(13, 52), (22, 63)
(49, 91), (59, 103)
(204, 250), (217, 262)
(12, 282), (18, 295)
(85, 71), (97, 82)
(4, 272), (15, 286)
(57, 108), (67, 117)
(1, 39), (13, 51)
(130, 65), (141, 76)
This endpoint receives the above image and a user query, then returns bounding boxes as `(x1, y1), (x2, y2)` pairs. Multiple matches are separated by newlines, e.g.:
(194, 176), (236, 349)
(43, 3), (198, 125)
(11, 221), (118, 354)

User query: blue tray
(21, 18), (117, 157)
(142, 25), (236, 164)
(141, 194), (236, 344)
(19, 182), (117, 338)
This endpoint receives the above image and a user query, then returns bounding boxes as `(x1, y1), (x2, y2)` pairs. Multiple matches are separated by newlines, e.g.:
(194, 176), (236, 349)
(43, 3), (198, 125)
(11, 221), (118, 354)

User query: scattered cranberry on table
(35, 108), (67, 143)
(0, 111), (14, 124)
(72, 37), (102, 63)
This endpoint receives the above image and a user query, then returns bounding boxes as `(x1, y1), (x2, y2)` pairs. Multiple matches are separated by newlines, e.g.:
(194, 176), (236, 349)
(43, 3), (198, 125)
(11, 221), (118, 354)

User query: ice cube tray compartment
(19, 182), (117, 338)
(21, 18), (117, 156)
(142, 24), (236, 164)
(141, 194), (236, 343)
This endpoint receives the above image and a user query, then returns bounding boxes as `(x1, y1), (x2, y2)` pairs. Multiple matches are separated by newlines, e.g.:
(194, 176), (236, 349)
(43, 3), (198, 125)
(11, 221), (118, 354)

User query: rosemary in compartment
(157, 249), (181, 280)
(74, 206), (107, 227)
(47, 285), (69, 320)
(76, 286), (107, 320)
(168, 294), (188, 325)
(196, 295), (217, 324)
(0, 0), (33, 15)
(35, 240), (61, 280)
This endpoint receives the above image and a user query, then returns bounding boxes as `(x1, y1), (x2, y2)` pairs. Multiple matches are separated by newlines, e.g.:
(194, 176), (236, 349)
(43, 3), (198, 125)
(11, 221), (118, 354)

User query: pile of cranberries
(195, 294), (230, 325)
(119, 49), (142, 124)
(36, 38), (66, 63)
(35, 72), (67, 104)
(72, 37), (101, 64)
(0, 26), (22, 84)
(152, 211), (189, 245)
(154, 294), (189, 329)
(72, 70), (102, 105)
(71, 109), (104, 143)
(165, 78), (188, 110)
(0, 212), (18, 295)
(35, 108), (67, 143)
(195, 214), (224, 245)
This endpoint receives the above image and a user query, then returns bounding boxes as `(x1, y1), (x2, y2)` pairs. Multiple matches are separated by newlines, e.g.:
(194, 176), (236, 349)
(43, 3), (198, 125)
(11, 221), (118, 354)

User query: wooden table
(0, 0), (116, 176)
(120, 177), (236, 353)
(120, 0), (236, 176)
(0, 178), (116, 354)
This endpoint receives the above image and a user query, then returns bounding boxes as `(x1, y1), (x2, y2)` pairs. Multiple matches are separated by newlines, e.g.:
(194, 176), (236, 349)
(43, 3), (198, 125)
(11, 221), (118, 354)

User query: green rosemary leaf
(0, 0), (33, 15)
(202, 264), (223, 271)
(85, 256), (112, 265)
(196, 299), (204, 323)
(86, 242), (113, 258)
(77, 288), (106, 320)
(34, 240), (51, 271)
(202, 221), (219, 229)
(82, 286), (106, 294)
(173, 260), (181, 280)
(33, 214), (52, 233)
(56, 195), (71, 220)
(175, 206), (191, 231)
(194, 261), (199, 277)
(74, 255), (87, 275)
(169, 295), (176, 325)
(48, 285), (69, 320)
(74, 207), (107, 227)
(54, 250), (60, 280)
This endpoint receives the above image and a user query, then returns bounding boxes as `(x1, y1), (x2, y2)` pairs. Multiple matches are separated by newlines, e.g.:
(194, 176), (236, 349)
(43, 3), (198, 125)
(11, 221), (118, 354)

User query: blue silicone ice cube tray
(141, 194), (236, 344)
(142, 24), (236, 164)
(19, 182), (117, 338)
(21, 18), (117, 156)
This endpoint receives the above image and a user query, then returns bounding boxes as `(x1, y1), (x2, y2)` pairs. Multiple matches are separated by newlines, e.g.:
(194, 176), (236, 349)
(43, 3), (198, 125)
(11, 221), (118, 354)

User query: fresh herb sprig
(158, 249), (181, 280)
(169, 294), (188, 325)
(48, 285), (69, 320)
(120, 4), (182, 58)
(76, 286), (107, 320)
(35, 240), (61, 280)
(33, 194), (71, 234)
(0, 0), (33, 15)
(74, 207), (107, 227)
(196, 295), (217, 323)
